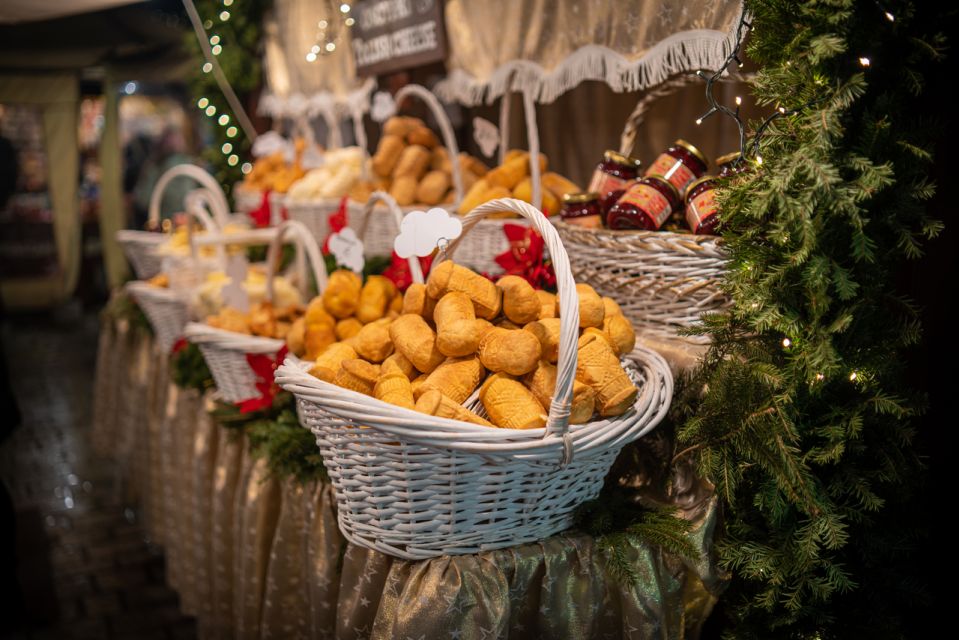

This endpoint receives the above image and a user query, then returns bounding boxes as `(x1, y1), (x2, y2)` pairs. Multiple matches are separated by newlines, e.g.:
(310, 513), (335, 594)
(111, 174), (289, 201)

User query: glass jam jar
(685, 176), (719, 235)
(645, 139), (708, 196)
(588, 150), (642, 213)
(560, 192), (603, 228)
(715, 151), (745, 178)
(606, 175), (680, 231)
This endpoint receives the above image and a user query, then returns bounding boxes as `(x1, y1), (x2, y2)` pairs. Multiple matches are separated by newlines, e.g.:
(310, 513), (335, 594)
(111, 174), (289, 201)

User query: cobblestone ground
(1, 305), (196, 640)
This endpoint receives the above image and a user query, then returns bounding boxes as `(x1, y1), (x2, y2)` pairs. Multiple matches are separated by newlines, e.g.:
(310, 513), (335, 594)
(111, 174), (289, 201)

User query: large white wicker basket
(276, 197), (673, 559)
(185, 220), (328, 403)
(556, 223), (730, 341)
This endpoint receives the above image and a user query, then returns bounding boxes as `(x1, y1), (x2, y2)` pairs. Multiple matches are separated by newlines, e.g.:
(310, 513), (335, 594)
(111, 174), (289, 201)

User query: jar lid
(674, 139), (708, 166)
(715, 151), (741, 166)
(684, 176), (717, 204)
(644, 174), (681, 202)
(563, 191), (600, 203)
(603, 150), (642, 168)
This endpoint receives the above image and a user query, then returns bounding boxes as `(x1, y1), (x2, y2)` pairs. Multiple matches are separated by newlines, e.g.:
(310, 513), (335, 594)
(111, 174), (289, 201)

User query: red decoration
(249, 190), (273, 228)
(237, 345), (289, 413)
(493, 224), (556, 290)
(171, 337), (188, 355)
(321, 196), (350, 254)
(382, 252), (433, 292)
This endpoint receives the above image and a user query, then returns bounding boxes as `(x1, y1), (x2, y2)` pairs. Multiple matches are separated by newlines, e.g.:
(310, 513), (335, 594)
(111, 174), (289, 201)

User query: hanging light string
(306, 1), (354, 62)
(182, 0), (258, 142)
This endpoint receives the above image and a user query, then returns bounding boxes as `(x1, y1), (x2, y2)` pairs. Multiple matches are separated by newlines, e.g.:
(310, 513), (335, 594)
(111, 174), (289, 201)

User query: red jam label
(647, 153), (696, 194)
(588, 171), (629, 197)
(618, 183), (673, 229)
(565, 214), (603, 229)
(686, 188), (717, 232)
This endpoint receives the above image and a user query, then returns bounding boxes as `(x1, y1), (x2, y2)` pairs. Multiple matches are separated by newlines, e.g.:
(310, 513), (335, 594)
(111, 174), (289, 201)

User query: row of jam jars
(587, 150), (642, 213)
(685, 152), (747, 234)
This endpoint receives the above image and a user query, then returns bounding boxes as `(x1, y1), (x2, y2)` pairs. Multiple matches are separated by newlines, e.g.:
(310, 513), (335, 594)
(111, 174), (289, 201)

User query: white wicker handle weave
(265, 219), (329, 303)
(183, 188), (228, 268)
(444, 198), (577, 442)
(495, 85), (543, 211)
(355, 191), (424, 285)
(393, 84), (464, 208)
(148, 163), (231, 228)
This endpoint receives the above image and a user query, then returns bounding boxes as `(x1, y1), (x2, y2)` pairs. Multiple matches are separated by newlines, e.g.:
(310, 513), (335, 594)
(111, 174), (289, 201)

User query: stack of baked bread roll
(242, 138), (310, 194)
(291, 263), (639, 429)
(364, 116), (490, 207)
(457, 150), (582, 217)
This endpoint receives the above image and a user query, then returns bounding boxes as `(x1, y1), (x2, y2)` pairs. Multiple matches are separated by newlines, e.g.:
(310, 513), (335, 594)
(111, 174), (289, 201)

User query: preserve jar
(685, 176), (719, 235)
(645, 139), (707, 195)
(587, 150), (642, 213)
(606, 175), (680, 231)
(560, 192), (603, 228)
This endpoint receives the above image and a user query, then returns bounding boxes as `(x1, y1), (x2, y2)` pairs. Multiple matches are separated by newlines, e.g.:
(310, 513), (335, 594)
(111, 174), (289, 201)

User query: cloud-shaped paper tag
(328, 227), (365, 274)
(252, 131), (293, 159)
(472, 117), (500, 157)
(370, 91), (397, 123)
(394, 208), (463, 259)
(222, 254), (250, 312)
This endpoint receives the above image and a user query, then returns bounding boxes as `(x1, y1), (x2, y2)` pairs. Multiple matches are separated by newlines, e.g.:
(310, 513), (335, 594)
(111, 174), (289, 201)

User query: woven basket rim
(555, 218), (724, 245)
(116, 229), (166, 244)
(183, 321), (285, 353)
(125, 280), (184, 303)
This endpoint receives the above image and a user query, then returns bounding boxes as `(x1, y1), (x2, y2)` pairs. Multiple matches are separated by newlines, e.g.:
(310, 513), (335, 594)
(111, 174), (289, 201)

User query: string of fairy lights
(694, 3), (894, 167)
(306, 2), (354, 62)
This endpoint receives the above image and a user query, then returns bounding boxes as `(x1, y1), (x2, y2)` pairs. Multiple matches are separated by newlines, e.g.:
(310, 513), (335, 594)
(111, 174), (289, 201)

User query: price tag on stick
(393, 208), (463, 258)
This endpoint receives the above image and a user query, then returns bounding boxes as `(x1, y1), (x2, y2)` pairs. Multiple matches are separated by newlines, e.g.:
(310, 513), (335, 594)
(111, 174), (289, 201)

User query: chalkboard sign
(351, 0), (447, 76)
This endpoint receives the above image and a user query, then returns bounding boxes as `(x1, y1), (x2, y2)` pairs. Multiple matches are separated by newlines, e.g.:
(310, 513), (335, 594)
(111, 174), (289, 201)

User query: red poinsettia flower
(382, 252), (433, 292)
(237, 345), (289, 413)
(321, 196), (350, 254)
(171, 337), (188, 355)
(249, 190), (273, 228)
(493, 224), (556, 289)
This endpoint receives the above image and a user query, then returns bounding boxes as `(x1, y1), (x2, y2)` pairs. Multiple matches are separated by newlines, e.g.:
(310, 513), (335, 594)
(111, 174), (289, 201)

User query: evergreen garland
(670, 0), (944, 635)
(247, 402), (328, 484)
(170, 342), (214, 392)
(182, 0), (270, 192)
(102, 290), (153, 336)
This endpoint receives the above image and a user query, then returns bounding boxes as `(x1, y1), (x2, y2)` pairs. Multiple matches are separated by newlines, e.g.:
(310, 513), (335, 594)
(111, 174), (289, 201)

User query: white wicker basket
(556, 222), (730, 342)
(185, 220), (329, 403)
(284, 197), (371, 252)
(116, 230), (166, 280)
(125, 282), (189, 352)
(276, 197), (674, 560)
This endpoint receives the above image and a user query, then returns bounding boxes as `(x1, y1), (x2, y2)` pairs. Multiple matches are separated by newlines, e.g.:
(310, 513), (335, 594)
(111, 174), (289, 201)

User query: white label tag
(328, 227), (366, 274)
(252, 131), (292, 159)
(473, 117), (500, 157)
(222, 254), (250, 311)
(394, 208), (463, 258)
(370, 91), (397, 123)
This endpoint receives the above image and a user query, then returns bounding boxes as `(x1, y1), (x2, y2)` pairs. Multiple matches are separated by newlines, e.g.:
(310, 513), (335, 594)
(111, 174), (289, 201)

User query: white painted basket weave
(556, 222), (730, 342)
(276, 197), (674, 559)
(125, 282), (189, 352)
(185, 220), (329, 403)
(116, 230), (166, 279)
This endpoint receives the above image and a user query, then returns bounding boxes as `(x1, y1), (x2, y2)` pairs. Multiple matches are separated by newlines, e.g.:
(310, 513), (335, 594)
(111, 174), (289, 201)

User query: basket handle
(265, 219), (329, 303)
(442, 198), (578, 444)
(355, 191), (424, 285)
(183, 189), (227, 269)
(618, 75), (696, 157)
(148, 164), (231, 228)
(393, 84), (464, 209)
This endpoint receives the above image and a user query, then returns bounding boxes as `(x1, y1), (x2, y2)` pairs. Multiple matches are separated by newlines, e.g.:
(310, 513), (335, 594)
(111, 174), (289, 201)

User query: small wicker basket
(276, 197), (673, 560)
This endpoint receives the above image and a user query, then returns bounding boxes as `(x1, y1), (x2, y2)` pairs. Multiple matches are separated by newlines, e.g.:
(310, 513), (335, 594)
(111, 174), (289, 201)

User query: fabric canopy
(0, 0), (145, 24)
(436, 0), (744, 105)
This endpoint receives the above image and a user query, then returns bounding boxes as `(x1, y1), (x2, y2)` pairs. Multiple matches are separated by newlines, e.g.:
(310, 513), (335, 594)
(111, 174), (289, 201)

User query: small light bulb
(306, 52), (317, 62)
(226, 126), (238, 137)
(241, 162), (252, 174)
(202, 62), (213, 73)
(224, 0), (234, 6)
(816, 373), (825, 381)
(345, 17), (355, 26)
(695, 118), (703, 125)
(197, 97), (209, 109)
(211, 44), (222, 56)
(228, 154), (239, 166)
(218, 114), (229, 125)
(220, 10), (230, 21)
(205, 105), (216, 116)
(222, 143), (233, 154)
(885, 11), (894, 22)
(326, 42), (337, 52)
(859, 56), (871, 67)
(755, 155), (764, 165)
(311, 44), (321, 53)
(203, 19), (213, 29)
(340, 3), (351, 12)
(123, 81), (137, 95)
(849, 371), (858, 381)
(782, 338), (791, 348)
(210, 35), (220, 45)
(778, 106), (786, 114)
(735, 96), (742, 105)
(319, 19), (328, 28)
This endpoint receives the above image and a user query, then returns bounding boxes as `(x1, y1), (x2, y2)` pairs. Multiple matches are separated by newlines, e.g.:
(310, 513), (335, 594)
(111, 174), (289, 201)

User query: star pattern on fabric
(352, 624), (370, 639)
(444, 592), (467, 615)
(539, 603), (550, 616)
(360, 596), (371, 608)
(449, 630), (462, 640)
(657, 4), (675, 26)
(478, 626), (497, 640)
